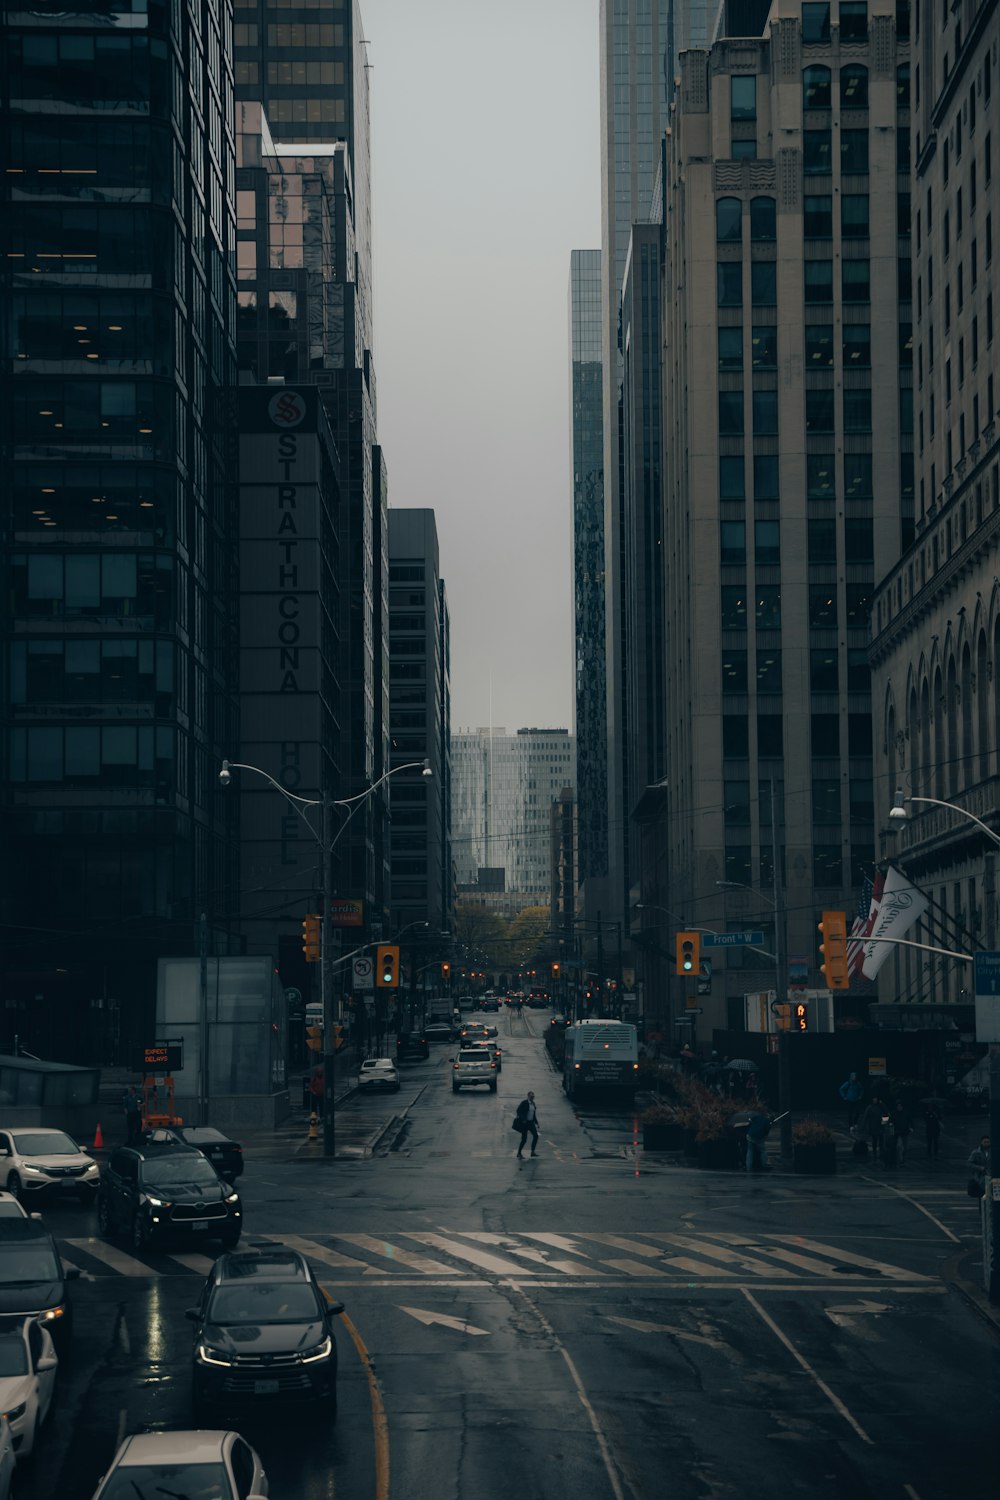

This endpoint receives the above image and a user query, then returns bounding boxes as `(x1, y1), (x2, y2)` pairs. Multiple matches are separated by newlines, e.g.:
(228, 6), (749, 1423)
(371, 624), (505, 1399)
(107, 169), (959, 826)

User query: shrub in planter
(792, 1119), (836, 1173)
(640, 1102), (685, 1149)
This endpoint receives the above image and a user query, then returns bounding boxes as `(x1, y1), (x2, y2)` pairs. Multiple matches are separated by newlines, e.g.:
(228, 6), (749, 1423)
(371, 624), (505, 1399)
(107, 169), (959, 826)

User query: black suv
(97, 1142), (242, 1251)
(0, 1219), (79, 1354)
(188, 1247), (342, 1417)
(395, 1031), (429, 1062)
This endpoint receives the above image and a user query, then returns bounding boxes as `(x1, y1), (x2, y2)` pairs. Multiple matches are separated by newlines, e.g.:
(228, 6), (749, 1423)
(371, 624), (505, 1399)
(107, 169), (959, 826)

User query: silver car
(90, 1429), (268, 1500)
(451, 1047), (498, 1093)
(0, 1128), (99, 1204)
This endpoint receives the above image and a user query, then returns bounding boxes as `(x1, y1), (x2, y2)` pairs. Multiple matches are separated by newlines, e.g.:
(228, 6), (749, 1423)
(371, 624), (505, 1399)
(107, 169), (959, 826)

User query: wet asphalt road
(14, 1005), (1000, 1500)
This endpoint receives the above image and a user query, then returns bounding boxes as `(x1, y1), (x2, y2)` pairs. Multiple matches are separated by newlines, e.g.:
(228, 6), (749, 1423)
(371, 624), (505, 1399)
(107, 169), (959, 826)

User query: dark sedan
(189, 1247), (342, 1417)
(0, 1219), (79, 1354)
(145, 1126), (244, 1183)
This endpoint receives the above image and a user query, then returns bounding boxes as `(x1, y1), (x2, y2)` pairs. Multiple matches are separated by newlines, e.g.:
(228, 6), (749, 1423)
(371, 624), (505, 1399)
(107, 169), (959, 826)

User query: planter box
(695, 1137), (739, 1170)
(793, 1141), (837, 1174)
(682, 1128), (699, 1158)
(642, 1121), (684, 1151)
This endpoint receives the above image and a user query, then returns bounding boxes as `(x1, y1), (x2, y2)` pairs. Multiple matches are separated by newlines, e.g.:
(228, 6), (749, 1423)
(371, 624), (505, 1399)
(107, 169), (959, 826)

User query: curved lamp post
(220, 757), (432, 1156)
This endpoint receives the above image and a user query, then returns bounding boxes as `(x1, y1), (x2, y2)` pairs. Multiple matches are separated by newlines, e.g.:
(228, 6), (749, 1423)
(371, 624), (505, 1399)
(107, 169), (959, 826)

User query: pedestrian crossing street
(58, 1228), (935, 1287)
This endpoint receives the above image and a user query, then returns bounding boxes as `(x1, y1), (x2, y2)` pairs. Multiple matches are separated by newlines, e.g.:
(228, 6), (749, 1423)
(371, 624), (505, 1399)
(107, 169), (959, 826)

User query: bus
(561, 1019), (639, 1100)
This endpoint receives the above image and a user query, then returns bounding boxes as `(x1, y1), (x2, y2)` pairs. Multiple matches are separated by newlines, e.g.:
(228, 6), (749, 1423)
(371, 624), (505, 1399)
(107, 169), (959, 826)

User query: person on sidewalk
(309, 1068), (324, 1119)
(515, 1092), (539, 1158)
(891, 1100), (913, 1165)
(967, 1135), (990, 1197)
(858, 1099), (884, 1163)
(838, 1072), (864, 1129)
(924, 1101), (942, 1160)
(745, 1107), (772, 1174)
(123, 1085), (142, 1145)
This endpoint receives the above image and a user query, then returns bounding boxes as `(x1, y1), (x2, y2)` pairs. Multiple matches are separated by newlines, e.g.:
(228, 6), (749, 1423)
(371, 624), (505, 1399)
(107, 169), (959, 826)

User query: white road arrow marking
(399, 1305), (491, 1336)
(826, 1300), (889, 1326)
(604, 1314), (726, 1349)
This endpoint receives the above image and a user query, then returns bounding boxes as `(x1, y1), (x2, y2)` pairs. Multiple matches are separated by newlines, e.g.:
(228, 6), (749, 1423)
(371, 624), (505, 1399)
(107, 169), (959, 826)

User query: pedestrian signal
(306, 1025), (323, 1052)
(376, 945), (400, 988)
(675, 931), (700, 976)
(301, 914), (321, 963)
(794, 1002), (808, 1031)
(818, 910), (850, 990)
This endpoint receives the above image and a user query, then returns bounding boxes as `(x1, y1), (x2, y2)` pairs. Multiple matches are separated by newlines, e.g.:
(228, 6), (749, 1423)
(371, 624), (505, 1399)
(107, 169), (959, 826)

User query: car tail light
(633, 1063), (639, 1071)
(453, 1063), (459, 1069)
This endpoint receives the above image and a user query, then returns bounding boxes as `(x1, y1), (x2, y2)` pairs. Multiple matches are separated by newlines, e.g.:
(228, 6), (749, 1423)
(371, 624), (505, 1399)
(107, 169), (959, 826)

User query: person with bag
(838, 1072), (864, 1128)
(857, 1099), (884, 1164)
(967, 1135), (990, 1198)
(513, 1092), (539, 1158)
(745, 1107), (771, 1174)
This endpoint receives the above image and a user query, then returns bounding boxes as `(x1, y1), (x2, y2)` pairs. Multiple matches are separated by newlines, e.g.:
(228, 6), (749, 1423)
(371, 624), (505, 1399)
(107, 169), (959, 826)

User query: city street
(18, 1007), (1000, 1500)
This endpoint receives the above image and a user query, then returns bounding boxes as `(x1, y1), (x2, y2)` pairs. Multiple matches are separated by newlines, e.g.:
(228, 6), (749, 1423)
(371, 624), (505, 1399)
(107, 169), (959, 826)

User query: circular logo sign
(353, 958), (374, 979)
(267, 390), (307, 429)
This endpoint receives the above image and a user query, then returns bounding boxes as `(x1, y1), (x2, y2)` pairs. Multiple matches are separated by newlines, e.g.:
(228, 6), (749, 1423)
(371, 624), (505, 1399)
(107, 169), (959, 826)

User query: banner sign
(860, 865), (928, 980)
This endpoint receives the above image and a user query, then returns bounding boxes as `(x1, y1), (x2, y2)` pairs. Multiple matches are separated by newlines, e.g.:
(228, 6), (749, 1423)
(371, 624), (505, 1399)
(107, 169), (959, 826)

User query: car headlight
(38, 1305), (64, 1322)
(301, 1335), (332, 1364)
(225, 1191), (240, 1204)
(196, 1344), (232, 1366)
(144, 1196), (169, 1208)
(84, 1162), (99, 1175)
(22, 1164), (45, 1177)
(2, 1404), (25, 1423)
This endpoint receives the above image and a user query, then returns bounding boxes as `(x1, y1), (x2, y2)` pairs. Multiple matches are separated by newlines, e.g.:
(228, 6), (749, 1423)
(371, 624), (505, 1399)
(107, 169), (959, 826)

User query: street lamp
(888, 788), (1000, 848)
(220, 756), (432, 1157)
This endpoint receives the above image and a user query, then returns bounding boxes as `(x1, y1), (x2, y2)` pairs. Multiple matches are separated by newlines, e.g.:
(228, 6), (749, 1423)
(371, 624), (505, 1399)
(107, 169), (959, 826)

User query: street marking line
(649, 1233), (794, 1278)
(521, 1232), (595, 1257)
(859, 1179), (961, 1244)
(283, 1234), (382, 1274)
(398, 1305), (490, 1335)
(65, 1238), (153, 1276)
(755, 1234), (934, 1280)
(512, 1287), (626, 1500)
(165, 1251), (217, 1276)
(454, 1232), (604, 1276)
(334, 1300), (389, 1500)
(741, 1289), (873, 1445)
(600, 1258), (670, 1277)
(662, 1256), (737, 1278)
(586, 1233), (668, 1259)
(340, 1235), (455, 1275)
(605, 1314), (727, 1349)
(404, 1233), (539, 1277)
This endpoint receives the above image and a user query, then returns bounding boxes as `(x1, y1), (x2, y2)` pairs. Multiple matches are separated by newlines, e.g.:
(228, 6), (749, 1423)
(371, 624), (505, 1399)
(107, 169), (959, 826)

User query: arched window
(887, 701), (897, 794)
(934, 666), (945, 798)
(920, 678), (931, 796)
(841, 65), (869, 110)
(946, 656), (958, 795)
(977, 634), (990, 780)
(716, 197), (742, 242)
(803, 65), (832, 110)
(750, 196), (776, 241)
(961, 644), (973, 790)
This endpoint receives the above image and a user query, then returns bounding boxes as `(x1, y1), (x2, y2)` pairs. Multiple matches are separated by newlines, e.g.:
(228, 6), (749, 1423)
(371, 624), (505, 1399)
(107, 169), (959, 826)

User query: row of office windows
(723, 779), (873, 827)
(719, 585), (872, 632)
(720, 648), (870, 695)
(720, 518), (875, 564)
(718, 193), (876, 242)
(720, 323), (911, 371)
(720, 845), (873, 892)
(721, 714), (872, 761)
(719, 387), (891, 436)
(718, 258), (889, 307)
(718, 452), (881, 502)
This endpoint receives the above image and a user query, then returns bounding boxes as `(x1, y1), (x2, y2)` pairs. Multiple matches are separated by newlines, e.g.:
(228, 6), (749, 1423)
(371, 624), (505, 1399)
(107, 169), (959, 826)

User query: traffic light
(794, 1001), (809, 1031)
(331, 1023), (345, 1051)
(301, 914), (321, 963)
(773, 1002), (792, 1031)
(551, 962), (560, 980)
(306, 1024), (323, 1052)
(376, 944), (400, 988)
(442, 962), (451, 983)
(818, 910), (850, 989)
(675, 931), (700, 976)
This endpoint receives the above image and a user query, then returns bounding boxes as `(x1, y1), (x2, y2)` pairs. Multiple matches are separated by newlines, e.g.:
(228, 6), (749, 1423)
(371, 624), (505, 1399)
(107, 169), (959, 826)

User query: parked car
(358, 1058), (400, 1092)
(0, 1319), (57, 1459)
(0, 1219), (79, 1354)
(144, 1126), (244, 1184)
(188, 1247), (342, 1418)
(90, 1430), (268, 1500)
(451, 1047), (498, 1093)
(97, 1142), (242, 1251)
(0, 1128), (99, 1205)
(0, 1417), (14, 1500)
(0, 1193), (29, 1220)
(396, 1032), (430, 1062)
(425, 1021), (455, 1044)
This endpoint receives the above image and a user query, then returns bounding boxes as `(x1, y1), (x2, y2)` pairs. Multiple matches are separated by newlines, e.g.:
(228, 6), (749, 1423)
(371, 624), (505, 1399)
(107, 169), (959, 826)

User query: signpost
(973, 951), (1000, 1301)
(701, 931), (764, 949)
(352, 957), (374, 992)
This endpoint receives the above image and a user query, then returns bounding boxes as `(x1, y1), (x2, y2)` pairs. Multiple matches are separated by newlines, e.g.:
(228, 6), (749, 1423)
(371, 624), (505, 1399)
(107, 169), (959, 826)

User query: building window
(805, 260), (833, 302)
(806, 390), (836, 432)
(839, 2), (868, 42)
(720, 456), (746, 500)
(801, 3), (831, 43)
(721, 523), (746, 565)
(804, 130), (833, 174)
(755, 521), (780, 565)
(843, 389), (872, 432)
(751, 327), (777, 368)
(813, 779), (842, 825)
(750, 197), (776, 241)
(722, 649), (748, 691)
(844, 519), (874, 564)
(843, 323), (872, 366)
(841, 194), (870, 238)
(758, 715), (784, 756)
(731, 76), (756, 120)
(841, 65), (869, 110)
(716, 197), (743, 242)
(809, 587), (837, 626)
(725, 781), (752, 826)
(732, 140), (758, 161)
(803, 65), (832, 110)
(756, 649), (782, 692)
(756, 586), (781, 628)
(719, 391), (745, 436)
(814, 846), (843, 887)
(842, 260), (870, 302)
(804, 195), (834, 238)
(844, 453), (873, 498)
(809, 519), (837, 560)
(841, 130), (869, 174)
(718, 264), (743, 306)
(805, 325), (835, 366)
(754, 455), (780, 499)
(845, 584), (871, 624)
(896, 63), (910, 109)
(751, 262), (777, 305)
(719, 327), (744, 370)
(721, 587), (748, 629)
(724, 717), (750, 756)
(808, 454), (836, 499)
(752, 392), (778, 434)
(847, 646), (870, 690)
(810, 648), (839, 691)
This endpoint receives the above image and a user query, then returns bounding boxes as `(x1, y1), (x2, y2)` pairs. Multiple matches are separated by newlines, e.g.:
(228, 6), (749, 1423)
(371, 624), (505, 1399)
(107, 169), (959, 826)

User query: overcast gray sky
(365, 0), (600, 733)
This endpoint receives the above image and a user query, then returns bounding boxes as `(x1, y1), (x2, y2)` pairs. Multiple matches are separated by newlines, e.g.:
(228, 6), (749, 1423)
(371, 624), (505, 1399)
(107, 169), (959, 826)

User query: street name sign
(974, 952), (1000, 1041)
(701, 931), (764, 949)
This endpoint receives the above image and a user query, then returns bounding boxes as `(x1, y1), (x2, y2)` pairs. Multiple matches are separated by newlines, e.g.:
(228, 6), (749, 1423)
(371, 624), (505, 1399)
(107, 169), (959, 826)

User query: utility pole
(199, 912), (209, 1126)
(771, 776), (792, 1162)
(320, 791), (336, 1158)
(596, 911), (605, 1016)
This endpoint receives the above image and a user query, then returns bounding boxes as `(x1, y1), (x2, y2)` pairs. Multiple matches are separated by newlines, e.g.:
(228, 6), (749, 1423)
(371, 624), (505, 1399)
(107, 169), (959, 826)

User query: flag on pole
(846, 869), (885, 976)
(860, 865), (929, 981)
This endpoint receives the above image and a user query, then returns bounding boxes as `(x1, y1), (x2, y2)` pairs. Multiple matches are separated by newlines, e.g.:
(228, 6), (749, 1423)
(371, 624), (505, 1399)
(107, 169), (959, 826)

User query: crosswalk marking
(57, 1229), (934, 1287)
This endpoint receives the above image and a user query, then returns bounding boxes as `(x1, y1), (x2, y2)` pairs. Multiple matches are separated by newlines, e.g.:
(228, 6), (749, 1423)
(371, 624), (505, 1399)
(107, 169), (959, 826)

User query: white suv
(451, 1047), (498, 1094)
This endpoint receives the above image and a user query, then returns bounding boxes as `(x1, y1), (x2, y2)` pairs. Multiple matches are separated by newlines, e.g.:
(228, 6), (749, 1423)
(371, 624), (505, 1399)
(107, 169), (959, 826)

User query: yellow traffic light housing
(306, 1025), (323, 1052)
(675, 931), (700, 976)
(301, 913), (321, 963)
(376, 944), (400, 988)
(818, 910), (850, 990)
(442, 962), (451, 983)
(773, 1002), (792, 1031)
(551, 962), (560, 979)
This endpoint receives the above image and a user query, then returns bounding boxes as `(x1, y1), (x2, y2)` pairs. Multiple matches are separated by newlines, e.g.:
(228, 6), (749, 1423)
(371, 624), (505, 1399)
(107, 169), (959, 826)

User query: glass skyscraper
(1, 0), (241, 1063)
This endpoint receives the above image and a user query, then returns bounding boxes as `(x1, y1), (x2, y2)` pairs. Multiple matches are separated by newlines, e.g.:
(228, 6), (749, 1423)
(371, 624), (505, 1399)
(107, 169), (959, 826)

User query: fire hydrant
(308, 1111), (318, 1141)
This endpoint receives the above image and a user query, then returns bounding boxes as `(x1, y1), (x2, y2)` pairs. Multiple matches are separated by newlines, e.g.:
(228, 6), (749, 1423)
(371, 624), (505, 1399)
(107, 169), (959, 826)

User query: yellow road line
(334, 1300), (390, 1500)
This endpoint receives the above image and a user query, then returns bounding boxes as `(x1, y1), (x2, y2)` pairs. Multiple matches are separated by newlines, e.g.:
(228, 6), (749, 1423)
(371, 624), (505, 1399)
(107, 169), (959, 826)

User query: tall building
(659, 1), (912, 1035)
(600, 0), (680, 937)
(452, 728), (576, 904)
(568, 250), (609, 892)
(0, 0), (241, 1063)
(870, 0), (1000, 1004)
(387, 509), (452, 938)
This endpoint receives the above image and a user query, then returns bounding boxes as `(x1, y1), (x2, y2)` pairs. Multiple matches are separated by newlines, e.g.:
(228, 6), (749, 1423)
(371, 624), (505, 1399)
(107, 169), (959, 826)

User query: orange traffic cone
(93, 1122), (104, 1151)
